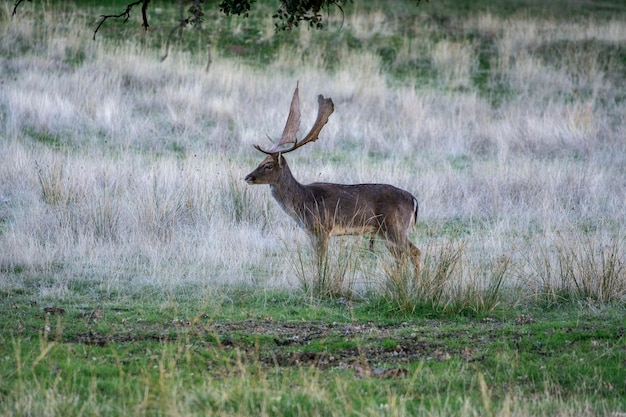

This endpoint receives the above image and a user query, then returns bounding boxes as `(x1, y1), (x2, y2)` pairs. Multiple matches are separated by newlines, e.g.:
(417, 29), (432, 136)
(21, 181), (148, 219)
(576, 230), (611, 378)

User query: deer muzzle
(244, 173), (256, 184)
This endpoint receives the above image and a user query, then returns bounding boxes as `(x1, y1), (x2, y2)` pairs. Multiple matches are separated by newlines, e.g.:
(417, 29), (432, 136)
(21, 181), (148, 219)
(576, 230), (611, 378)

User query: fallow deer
(244, 84), (421, 274)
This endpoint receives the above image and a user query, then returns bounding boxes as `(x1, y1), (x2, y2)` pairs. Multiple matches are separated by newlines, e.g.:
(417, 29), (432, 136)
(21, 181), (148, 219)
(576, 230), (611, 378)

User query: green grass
(1, 285), (625, 416)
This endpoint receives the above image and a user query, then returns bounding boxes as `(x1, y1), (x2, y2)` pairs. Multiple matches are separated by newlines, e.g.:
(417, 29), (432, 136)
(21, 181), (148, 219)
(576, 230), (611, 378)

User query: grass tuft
(291, 238), (363, 301)
(528, 232), (626, 306)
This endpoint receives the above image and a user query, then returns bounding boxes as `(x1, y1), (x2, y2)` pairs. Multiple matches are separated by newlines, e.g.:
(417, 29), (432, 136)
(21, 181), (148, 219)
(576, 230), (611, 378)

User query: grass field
(1, 1), (625, 415)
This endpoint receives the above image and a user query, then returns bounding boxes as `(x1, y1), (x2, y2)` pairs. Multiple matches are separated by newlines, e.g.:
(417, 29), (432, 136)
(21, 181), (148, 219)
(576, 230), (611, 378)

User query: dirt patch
(66, 319), (489, 371)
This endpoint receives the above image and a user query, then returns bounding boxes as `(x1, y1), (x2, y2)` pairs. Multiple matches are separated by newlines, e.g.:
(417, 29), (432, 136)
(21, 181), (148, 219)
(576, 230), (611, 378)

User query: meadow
(0, 1), (625, 415)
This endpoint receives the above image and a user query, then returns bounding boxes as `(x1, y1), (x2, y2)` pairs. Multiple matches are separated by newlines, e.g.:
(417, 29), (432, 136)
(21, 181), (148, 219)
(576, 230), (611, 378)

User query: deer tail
(412, 196), (419, 228)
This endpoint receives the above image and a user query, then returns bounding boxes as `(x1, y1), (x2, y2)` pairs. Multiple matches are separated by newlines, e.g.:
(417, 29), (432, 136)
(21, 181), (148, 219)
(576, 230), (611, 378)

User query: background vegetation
(1, 1), (625, 415)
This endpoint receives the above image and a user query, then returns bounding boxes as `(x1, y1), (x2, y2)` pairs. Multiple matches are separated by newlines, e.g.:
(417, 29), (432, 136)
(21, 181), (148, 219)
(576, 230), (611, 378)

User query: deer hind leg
(383, 231), (421, 275)
(309, 232), (329, 272)
(406, 240), (422, 275)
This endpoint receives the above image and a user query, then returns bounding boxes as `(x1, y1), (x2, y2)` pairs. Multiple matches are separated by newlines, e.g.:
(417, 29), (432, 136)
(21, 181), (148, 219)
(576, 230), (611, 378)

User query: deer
(244, 84), (421, 275)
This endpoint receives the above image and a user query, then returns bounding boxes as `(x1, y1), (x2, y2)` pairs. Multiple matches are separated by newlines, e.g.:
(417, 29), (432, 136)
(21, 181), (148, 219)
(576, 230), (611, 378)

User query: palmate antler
(255, 83), (335, 155)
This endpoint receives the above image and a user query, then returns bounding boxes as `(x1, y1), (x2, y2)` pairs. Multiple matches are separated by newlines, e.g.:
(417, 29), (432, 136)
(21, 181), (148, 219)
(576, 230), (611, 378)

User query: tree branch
(161, 21), (187, 62)
(160, 0), (212, 72)
(93, 0), (151, 41)
(12, 0), (31, 17)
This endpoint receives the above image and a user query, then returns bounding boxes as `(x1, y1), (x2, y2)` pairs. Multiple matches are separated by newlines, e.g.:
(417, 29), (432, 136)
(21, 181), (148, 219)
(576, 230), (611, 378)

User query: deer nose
(244, 174), (255, 184)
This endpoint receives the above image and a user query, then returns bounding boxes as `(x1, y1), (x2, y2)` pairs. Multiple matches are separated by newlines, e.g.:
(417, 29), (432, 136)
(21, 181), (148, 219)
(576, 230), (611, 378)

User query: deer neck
(269, 159), (308, 222)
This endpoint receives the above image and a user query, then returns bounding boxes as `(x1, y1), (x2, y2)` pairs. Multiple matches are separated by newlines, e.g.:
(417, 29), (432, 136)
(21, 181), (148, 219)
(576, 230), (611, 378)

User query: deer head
(244, 83), (334, 185)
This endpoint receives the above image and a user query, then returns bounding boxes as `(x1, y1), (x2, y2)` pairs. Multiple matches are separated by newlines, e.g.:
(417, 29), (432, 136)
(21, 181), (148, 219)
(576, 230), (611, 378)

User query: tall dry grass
(0, 4), (624, 302)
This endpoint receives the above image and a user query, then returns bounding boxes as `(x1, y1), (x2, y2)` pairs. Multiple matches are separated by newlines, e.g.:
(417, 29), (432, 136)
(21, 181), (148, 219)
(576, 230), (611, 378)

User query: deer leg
(384, 232), (421, 275)
(310, 232), (329, 272)
(385, 240), (406, 266)
(407, 241), (422, 276)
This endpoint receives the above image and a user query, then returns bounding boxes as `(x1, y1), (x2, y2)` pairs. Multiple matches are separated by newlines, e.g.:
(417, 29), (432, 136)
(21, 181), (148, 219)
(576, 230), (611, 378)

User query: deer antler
(274, 82), (301, 152)
(291, 94), (334, 151)
(255, 84), (334, 155)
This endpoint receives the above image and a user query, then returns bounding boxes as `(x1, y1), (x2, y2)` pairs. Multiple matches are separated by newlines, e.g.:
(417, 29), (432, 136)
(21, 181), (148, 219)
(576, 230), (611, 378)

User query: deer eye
(263, 163), (273, 170)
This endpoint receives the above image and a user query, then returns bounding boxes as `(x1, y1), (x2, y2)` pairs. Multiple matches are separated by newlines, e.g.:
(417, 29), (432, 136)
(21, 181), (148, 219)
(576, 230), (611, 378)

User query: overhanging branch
(12, 0), (31, 17)
(93, 0), (151, 41)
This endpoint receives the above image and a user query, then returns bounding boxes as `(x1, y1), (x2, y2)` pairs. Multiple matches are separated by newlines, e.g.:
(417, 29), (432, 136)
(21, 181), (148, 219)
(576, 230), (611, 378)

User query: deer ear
(278, 153), (284, 168)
